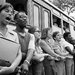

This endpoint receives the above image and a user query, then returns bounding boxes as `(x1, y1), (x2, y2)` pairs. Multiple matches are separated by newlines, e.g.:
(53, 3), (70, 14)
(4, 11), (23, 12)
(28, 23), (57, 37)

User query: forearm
(55, 50), (68, 56)
(10, 49), (22, 70)
(25, 49), (34, 64)
(65, 46), (75, 55)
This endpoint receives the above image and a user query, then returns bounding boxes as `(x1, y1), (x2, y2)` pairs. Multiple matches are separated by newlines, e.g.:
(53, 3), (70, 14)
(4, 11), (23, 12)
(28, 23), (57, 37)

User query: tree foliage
(49, 0), (75, 14)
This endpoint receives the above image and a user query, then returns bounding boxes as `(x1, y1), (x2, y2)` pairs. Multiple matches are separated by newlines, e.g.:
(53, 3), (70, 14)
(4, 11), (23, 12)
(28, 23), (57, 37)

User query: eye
(5, 9), (9, 13)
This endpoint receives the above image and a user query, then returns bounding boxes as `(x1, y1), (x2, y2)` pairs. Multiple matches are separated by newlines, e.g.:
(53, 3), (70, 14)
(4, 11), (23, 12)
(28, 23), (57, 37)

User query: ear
(54, 37), (56, 40)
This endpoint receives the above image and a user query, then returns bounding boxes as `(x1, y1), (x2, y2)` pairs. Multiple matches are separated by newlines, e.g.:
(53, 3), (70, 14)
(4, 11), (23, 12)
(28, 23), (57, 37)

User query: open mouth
(5, 17), (15, 24)
(5, 17), (11, 21)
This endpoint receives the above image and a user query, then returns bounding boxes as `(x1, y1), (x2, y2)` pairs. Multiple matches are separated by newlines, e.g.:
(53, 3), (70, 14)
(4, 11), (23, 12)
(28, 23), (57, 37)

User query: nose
(8, 12), (12, 16)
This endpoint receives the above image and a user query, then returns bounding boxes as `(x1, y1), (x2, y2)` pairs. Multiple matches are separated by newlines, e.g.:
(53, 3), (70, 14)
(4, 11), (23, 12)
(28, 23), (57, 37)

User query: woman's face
(0, 6), (13, 25)
(34, 28), (41, 39)
(55, 33), (62, 42)
(47, 29), (52, 38)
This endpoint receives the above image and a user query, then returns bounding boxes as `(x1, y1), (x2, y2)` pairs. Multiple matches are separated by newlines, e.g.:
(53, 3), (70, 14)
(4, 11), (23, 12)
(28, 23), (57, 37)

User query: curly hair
(41, 28), (51, 39)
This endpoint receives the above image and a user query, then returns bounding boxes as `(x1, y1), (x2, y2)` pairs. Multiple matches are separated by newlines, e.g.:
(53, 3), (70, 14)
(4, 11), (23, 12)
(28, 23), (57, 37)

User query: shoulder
(8, 30), (19, 43)
(39, 40), (47, 46)
(29, 33), (35, 40)
(29, 33), (35, 38)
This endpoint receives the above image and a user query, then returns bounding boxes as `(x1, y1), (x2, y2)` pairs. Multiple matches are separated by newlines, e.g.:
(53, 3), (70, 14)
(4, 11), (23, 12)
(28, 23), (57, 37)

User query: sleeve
(28, 34), (35, 51)
(40, 40), (59, 57)
(62, 39), (74, 51)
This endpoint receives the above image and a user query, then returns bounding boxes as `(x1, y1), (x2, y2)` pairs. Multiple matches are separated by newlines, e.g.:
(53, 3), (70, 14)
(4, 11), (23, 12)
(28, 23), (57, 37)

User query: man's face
(16, 12), (27, 28)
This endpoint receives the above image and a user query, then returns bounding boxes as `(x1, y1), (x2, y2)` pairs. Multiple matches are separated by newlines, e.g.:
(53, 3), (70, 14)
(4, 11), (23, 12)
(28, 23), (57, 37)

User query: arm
(65, 46), (75, 56)
(25, 34), (35, 64)
(40, 40), (60, 57)
(54, 49), (68, 56)
(21, 34), (35, 71)
(10, 48), (22, 71)
(0, 48), (22, 74)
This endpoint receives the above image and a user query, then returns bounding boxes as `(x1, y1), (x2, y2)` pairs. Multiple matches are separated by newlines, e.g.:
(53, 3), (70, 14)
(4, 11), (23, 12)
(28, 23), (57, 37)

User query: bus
(1, 0), (75, 38)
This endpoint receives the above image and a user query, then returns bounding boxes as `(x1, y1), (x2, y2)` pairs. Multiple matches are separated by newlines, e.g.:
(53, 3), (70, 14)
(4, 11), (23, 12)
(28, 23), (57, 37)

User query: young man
(14, 11), (35, 74)
(53, 31), (74, 75)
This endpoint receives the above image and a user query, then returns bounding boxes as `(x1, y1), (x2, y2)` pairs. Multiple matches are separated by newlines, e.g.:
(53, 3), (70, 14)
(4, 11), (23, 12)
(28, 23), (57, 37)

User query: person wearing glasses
(28, 26), (49, 75)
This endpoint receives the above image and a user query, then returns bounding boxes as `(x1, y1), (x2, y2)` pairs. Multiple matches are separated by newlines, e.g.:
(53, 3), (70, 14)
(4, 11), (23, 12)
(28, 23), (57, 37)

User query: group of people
(0, 2), (75, 75)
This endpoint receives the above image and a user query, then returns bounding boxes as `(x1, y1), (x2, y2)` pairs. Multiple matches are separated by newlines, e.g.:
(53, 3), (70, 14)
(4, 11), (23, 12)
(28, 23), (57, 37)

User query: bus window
(53, 15), (61, 28)
(44, 10), (49, 28)
(41, 8), (51, 30)
(63, 21), (70, 32)
(52, 15), (62, 33)
(33, 5), (40, 28)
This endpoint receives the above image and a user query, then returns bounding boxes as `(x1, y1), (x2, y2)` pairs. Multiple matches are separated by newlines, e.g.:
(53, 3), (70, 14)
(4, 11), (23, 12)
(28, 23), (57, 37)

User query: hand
(21, 62), (29, 72)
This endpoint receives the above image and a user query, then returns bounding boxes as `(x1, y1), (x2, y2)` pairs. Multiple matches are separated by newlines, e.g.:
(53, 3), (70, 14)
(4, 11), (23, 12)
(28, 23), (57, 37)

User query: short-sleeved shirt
(45, 38), (56, 52)
(55, 38), (73, 58)
(0, 29), (19, 43)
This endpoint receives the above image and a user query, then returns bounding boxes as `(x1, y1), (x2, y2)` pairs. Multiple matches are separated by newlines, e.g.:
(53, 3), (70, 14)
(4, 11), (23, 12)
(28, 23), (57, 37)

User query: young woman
(28, 26), (49, 75)
(41, 28), (61, 75)
(0, 3), (22, 75)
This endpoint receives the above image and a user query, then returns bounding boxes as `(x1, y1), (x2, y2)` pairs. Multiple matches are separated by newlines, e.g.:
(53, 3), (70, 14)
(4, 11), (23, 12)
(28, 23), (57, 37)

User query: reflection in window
(34, 5), (39, 28)
(44, 10), (49, 28)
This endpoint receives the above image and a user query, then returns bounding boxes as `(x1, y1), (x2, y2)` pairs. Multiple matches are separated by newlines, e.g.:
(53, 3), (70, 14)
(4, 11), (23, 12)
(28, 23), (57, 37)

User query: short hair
(63, 32), (70, 39)
(0, 3), (13, 12)
(52, 31), (59, 40)
(14, 11), (27, 20)
(41, 28), (51, 39)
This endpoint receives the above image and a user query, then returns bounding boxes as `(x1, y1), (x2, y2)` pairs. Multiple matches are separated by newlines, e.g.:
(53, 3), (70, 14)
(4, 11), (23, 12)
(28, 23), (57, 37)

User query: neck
(16, 25), (25, 33)
(35, 38), (40, 46)
(55, 40), (60, 43)
(0, 22), (7, 30)
(0, 23), (7, 36)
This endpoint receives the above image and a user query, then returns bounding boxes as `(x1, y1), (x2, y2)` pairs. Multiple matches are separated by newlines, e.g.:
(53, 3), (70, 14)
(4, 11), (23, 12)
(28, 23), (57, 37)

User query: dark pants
(43, 58), (57, 75)
(28, 60), (44, 75)
(65, 58), (74, 75)
(55, 60), (65, 75)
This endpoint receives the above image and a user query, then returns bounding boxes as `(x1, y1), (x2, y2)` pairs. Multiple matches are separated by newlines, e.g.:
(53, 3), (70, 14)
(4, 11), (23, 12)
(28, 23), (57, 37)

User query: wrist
(24, 60), (30, 66)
